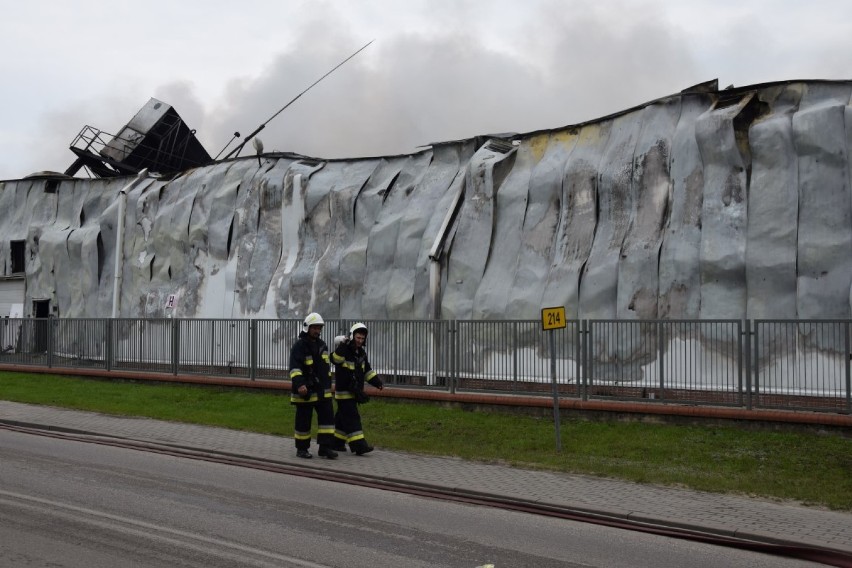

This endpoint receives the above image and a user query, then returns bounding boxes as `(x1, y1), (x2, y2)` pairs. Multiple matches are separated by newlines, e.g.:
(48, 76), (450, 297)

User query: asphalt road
(0, 429), (822, 567)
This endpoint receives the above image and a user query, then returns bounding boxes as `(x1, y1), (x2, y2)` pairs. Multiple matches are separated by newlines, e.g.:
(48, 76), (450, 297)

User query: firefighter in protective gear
(331, 322), (383, 455)
(288, 312), (337, 459)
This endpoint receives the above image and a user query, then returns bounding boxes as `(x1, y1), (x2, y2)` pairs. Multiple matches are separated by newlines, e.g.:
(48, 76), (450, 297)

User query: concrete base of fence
(1, 364), (850, 432)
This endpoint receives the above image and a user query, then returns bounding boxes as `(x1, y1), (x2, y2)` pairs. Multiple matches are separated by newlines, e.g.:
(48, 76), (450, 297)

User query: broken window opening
(10, 241), (25, 274)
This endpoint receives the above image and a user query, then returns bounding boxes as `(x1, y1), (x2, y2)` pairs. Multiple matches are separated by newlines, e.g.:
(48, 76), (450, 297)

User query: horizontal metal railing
(1, 317), (849, 414)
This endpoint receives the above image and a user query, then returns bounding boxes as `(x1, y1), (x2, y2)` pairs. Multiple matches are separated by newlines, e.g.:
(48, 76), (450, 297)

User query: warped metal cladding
(1, 80), (851, 327)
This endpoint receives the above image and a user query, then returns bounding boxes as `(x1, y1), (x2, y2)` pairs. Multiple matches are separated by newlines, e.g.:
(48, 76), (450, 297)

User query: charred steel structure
(65, 98), (211, 178)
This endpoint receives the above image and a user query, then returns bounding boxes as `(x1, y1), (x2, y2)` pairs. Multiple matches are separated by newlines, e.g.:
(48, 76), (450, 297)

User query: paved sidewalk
(2, 400), (850, 556)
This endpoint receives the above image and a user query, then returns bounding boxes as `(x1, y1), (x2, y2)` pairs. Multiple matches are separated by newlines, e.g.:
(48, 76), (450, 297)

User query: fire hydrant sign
(541, 306), (566, 330)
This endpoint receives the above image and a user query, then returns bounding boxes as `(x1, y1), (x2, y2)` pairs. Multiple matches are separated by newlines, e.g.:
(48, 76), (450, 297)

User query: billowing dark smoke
(11, 2), (700, 177)
(198, 7), (697, 160)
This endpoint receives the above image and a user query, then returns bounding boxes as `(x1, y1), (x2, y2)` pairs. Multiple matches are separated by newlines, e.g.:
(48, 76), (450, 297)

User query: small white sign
(165, 294), (177, 309)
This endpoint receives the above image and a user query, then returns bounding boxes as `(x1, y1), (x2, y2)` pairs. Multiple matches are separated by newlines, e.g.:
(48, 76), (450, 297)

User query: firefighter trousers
(334, 398), (369, 451)
(293, 398), (335, 450)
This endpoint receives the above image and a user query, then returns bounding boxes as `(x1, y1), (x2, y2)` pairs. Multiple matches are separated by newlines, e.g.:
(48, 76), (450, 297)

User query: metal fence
(1, 317), (850, 414)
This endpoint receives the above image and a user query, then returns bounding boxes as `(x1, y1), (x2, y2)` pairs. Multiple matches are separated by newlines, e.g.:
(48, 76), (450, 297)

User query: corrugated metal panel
(0, 278), (25, 317)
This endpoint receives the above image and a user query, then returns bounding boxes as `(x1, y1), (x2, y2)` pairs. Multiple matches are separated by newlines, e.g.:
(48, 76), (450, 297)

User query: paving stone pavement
(1, 400), (850, 556)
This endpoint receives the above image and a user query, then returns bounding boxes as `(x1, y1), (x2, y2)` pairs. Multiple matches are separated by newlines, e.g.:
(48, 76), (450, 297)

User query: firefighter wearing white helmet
(331, 322), (383, 455)
(288, 312), (337, 459)
(302, 312), (324, 330)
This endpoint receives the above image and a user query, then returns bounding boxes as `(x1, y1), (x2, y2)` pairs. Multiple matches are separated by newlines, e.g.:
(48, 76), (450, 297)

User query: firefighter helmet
(350, 322), (368, 336)
(303, 312), (325, 330)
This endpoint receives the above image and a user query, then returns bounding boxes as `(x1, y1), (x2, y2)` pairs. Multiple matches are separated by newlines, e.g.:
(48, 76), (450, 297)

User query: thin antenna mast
(223, 39), (374, 160)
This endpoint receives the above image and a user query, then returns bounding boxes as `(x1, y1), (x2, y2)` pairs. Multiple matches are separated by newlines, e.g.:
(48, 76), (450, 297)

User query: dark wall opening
(10, 241), (25, 274)
(32, 299), (50, 352)
(97, 233), (105, 283)
(33, 299), (50, 318)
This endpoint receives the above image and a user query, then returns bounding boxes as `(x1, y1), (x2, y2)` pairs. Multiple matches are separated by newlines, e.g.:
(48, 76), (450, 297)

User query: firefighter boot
(318, 445), (338, 459)
(350, 439), (374, 456)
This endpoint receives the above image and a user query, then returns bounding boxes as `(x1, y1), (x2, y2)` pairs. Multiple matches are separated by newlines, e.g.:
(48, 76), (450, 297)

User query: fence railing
(1, 317), (850, 414)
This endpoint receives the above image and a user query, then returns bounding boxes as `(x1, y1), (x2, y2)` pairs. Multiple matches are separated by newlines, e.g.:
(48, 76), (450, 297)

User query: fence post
(573, 320), (583, 399)
(745, 320), (752, 411)
(210, 320), (216, 372)
(393, 320), (399, 385)
(579, 320), (592, 401)
(437, 320), (445, 389)
(513, 320), (519, 393)
(426, 320), (436, 386)
(47, 318), (54, 368)
(106, 318), (113, 372)
(171, 318), (180, 375)
(846, 321), (851, 414)
(444, 319), (451, 391)
(449, 320), (457, 394)
(657, 321), (665, 402)
(250, 319), (257, 380)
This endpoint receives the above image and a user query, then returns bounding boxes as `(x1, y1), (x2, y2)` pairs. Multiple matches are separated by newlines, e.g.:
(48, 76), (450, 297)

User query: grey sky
(1, 0), (849, 179)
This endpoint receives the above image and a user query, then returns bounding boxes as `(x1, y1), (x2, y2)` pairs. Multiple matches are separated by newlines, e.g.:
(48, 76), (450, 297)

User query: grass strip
(1, 371), (849, 510)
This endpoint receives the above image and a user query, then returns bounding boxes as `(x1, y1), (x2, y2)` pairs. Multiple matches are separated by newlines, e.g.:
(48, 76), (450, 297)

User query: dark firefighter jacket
(288, 332), (333, 404)
(331, 340), (382, 400)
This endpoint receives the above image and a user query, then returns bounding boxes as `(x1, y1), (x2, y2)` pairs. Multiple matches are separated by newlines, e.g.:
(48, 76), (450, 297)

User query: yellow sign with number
(541, 306), (566, 330)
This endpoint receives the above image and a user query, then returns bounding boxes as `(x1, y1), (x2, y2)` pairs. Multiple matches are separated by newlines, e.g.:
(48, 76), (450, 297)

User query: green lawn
(1, 371), (850, 510)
